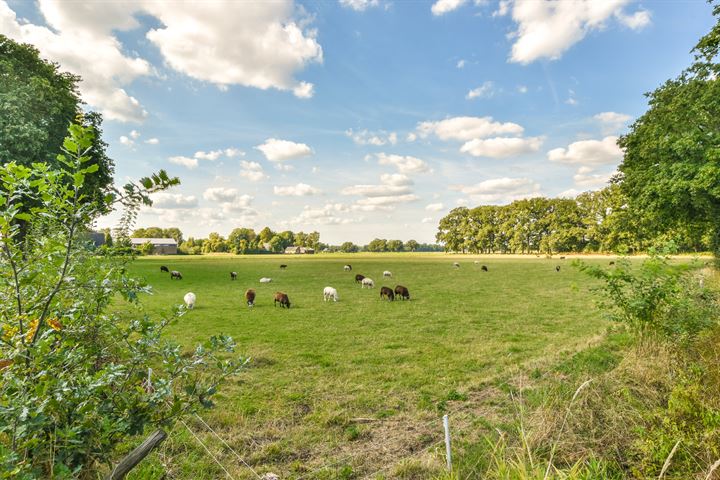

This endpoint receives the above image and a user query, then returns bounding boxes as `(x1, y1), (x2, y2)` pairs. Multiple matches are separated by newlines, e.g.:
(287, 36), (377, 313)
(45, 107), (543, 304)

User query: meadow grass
(116, 253), (620, 479)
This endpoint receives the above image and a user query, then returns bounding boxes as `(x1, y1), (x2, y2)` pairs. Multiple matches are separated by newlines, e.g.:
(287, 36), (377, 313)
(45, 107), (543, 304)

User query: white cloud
(168, 156), (198, 169)
(406, 132), (418, 142)
(339, 0), (380, 11)
(432, 0), (467, 16)
(355, 194), (419, 206)
(460, 136), (544, 158)
(129, 130), (140, 139)
(292, 81), (315, 99)
(456, 59), (466, 69)
(556, 188), (583, 199)
(517, 85), (528, 94)
(421, 217), (435, 223)
(452, 177), (541, 203)
(203, 187), (250, 204)
(426, 203), (444, 211)
(224, 148), (244, 158)
(144, 138), (160, 145)
(255, 138), (312, 162)
(565, 89), (578, 106)
(504, 0), (652, 64)
(342, 184), (413, 197)
(151, 192), (198, 209)
(376, 153), (432, 174)
(194, 150), (224, 161)
(380, 173), (413, 186)
(547, 136), (622, 166)
(573, 167), (613, 188)
(346, 129), (398, 146)
(239, 160), (267, 182)
(466, 81), (496, 100)
(418, 116), (524, 141)
(119, 135), (133, 147)
(293, 203), (357, 225)
(273, 183), (321, 196)
(594, 112), (632, 134)
(275, 163), (295, 172)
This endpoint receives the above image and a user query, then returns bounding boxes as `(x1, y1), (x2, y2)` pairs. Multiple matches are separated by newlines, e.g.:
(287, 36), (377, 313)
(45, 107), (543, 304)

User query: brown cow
(273, 292), (291, 309)
(245, 289), (256, 308)
(380, 286), (395, 301)
(355, 274), (365, 283)
(394, 285), (410, 300)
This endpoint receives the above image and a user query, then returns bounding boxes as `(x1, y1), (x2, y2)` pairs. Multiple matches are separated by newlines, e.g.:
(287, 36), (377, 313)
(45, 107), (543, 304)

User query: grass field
(116, 253), (618, 479)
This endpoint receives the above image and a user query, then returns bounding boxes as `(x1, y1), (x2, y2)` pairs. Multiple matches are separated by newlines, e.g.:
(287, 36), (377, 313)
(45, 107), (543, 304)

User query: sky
(1, 0), (715, 244)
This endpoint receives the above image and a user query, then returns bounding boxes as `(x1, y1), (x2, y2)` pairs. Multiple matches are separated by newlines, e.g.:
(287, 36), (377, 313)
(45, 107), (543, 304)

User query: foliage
(139, 241), (155, 256)
(618, 3), (720, 257)
(340, 241), (359, 253)
(0, 35), (114, 208)
(0, 125), (243, 478)
(132, 226), (184, 244)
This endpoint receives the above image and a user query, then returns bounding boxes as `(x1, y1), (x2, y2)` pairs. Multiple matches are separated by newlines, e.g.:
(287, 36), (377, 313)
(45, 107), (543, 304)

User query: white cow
(361, 277), (375, 288)
(259, 277), (272, 283)
(183, 292), (196, 310)
(383, 270), (392, 277)
(323, 286), (339, 302)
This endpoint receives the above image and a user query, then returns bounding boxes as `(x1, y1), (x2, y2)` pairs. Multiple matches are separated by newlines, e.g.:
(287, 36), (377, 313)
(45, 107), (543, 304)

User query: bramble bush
(0, 125), (245, 478)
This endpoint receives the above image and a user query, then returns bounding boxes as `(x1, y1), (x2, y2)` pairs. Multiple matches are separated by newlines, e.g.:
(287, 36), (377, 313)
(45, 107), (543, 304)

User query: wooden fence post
(106, 429), (167, 480)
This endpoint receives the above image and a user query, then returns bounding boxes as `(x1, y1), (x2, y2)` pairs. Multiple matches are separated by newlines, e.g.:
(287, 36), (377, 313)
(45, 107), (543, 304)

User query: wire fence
(168, 407), (485, 480)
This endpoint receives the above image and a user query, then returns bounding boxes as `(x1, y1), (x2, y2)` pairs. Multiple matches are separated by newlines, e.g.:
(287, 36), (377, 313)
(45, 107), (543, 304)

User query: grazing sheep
(280, 264), (287, 270)
(160, 266), (169, 273)
(394, 285), (410, 300)
(355, 274), (365, 283)
(344, 264), (352, 271)
(230, 271), (238, 280)
(453, 262), (460, 268)
(556, 265), (561, 272)
(273, 292), (291, 308)
(361, 277), (375, 289)
(245, 289), (256, 308)
(170, 270), (182, 280)
(383, 270), (392, 278)
(184, 292), (196, 310)
(481, 265), (488, 272)
(323, 286), (339, 302)
(380, 286), (395, 301)
(260, 277), (272, 283)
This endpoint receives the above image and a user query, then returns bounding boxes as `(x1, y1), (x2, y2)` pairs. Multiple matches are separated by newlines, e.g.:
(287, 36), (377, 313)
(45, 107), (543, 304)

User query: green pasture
(117, 253), (618, 479)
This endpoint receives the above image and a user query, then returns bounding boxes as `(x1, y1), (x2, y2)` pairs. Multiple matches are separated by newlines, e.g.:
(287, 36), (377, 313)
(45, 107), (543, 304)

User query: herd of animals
(158, 263), (412, 310)
(158, 257), (614, 310)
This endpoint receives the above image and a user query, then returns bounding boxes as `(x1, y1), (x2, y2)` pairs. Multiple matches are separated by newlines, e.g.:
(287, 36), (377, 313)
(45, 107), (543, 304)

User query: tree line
(436, 184), (714, 254)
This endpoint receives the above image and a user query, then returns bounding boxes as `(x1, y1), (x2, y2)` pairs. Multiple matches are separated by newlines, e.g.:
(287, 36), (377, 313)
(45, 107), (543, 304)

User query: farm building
(284, 246), (315, 254)
(130, 238), (178, 255)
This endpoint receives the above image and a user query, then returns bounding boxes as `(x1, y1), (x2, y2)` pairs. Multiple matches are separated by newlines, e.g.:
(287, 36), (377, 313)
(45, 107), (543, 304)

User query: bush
(0, 125), (244, 478)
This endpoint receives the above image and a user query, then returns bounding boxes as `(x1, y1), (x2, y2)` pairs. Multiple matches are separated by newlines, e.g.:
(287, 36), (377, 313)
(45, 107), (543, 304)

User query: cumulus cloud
(144, 138), (160, 145)
(239, 160), (268, 182)
(376, 153), (432, 174)
(459, 136), (544, 158)
(119, 135), (133, 147)
(547, 136), (623, 166)
(426, 203), (444, 211)
(452, 177), (541, 203)
(594, 111), (632, 134)
(151, 192), (198, 209)
(346, 129), (398, 146)
(194, 150), (224, 161)
(342, 184), (413, 197)
(355, 194), (419, 206)
(292, 203), (358, 225)
(431, 0), (467, 16)
(406, 132), (418, 142)
(500, 0), (652, 64)
(466, 81), (496, 100)
(273, 183), (321, 196)
(421, 217), (434, 223)
(573, 166), (614, 188)
(168, 156), (198, 169)
(0, 0), (322, 123)
(517, 85), (528, 94)
(456, 59), (466, 69)
(380, 173), (413, 186)
(256, 138), (312, 162)
(418, 116), (524, 141)
(203, 187), (252, 205)
(339, 0), (380, 11)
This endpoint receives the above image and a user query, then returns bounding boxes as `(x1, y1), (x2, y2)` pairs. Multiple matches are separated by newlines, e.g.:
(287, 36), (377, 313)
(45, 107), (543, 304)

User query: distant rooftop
(130, 238), (177, 246)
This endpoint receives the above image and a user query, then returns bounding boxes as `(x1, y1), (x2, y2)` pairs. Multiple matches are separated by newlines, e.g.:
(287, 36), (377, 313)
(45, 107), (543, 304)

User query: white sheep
(323, 286), (339, 302)
(259, 277), (272, 283)
(183, 292), (196, 310)
(383, 270), (392, 277)
(361, 277), (375, 288)
(474, 260), (480, 265)
(343, 264), (352, 271)
(453, 262), (460, 268)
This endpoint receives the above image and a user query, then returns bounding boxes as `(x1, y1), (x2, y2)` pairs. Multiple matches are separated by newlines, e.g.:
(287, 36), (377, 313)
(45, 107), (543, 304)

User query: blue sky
(1, 0), (715, 244)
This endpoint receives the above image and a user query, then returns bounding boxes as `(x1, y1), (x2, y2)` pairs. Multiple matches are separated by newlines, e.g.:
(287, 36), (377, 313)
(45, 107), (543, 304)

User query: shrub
(0, 125), (244, 478)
